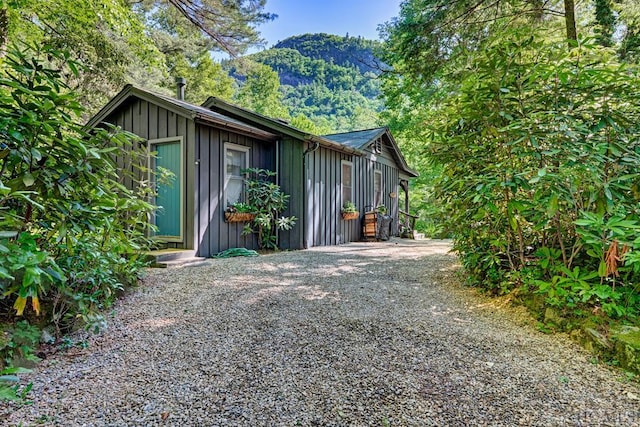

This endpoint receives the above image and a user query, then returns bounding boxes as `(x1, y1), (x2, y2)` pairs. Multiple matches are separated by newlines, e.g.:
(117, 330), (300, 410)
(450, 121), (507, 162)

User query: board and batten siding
(105, 96), (281, 257)
(304, 141), (402, 248)
(365, 138), (401, 236)
(194, 125), (276, 257)
(105, 98), (196, 251)
(277, 136), (305, 250)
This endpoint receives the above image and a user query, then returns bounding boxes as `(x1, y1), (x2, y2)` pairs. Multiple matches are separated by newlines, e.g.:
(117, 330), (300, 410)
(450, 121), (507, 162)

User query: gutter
(194, 116), (277, 141)
(307, 135), (363, 156)
(205, 97), (364, 155)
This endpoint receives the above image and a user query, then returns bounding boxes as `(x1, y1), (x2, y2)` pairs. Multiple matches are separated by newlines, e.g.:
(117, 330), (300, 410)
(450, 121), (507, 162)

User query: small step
(155, 257), (207, 268)
(413, 231), (425, 240)
(145, 249), (197, 263)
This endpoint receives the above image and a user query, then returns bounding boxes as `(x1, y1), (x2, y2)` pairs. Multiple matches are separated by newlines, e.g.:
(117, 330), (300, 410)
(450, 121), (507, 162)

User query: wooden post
(403, 180), (410, 229)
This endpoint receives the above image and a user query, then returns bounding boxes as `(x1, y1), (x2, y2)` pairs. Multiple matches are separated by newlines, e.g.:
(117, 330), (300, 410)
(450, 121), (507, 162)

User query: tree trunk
(0, 8), (8, 59)
(564, 0), (578, 43)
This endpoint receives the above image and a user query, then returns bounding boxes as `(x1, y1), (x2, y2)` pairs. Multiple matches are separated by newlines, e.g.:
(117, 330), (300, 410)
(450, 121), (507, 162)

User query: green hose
(213, 247), (259, 258)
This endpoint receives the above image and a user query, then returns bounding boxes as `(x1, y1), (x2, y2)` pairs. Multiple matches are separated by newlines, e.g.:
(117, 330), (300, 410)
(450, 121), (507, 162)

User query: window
(341, 160), (353, 204)
(224, 143), (250, 206)
(374, 170), (383, 207)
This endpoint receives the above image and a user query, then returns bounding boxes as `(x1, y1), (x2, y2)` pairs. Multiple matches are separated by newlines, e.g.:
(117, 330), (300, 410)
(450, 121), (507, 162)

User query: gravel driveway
(3, 239), (640, 426)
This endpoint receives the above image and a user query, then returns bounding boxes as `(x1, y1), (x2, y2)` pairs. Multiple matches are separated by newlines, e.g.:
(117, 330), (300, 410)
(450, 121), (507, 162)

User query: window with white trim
(341, 160), (353, 204)
(374, 169), (383, 208)
(224, 143), (250, 206)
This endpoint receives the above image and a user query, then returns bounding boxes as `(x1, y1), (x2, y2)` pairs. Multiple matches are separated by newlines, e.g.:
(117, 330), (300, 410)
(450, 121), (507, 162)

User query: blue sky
(253, 0), (402, 49)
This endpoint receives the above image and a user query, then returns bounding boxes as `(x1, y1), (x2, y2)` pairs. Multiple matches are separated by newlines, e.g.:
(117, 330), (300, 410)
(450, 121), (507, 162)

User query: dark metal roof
(87, 86), (418, 178)
(324, 127), (418, 178)
(150, 91), (256, 130)
(322, 127), (387, 149)
(85, 85), (278, 140)
(202, 96), (364, 155)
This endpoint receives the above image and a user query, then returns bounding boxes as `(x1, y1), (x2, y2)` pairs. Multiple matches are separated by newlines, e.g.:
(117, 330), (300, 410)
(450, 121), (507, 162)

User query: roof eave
(204, 97), (363, 154)
(85, 85), (198, 131)
(382, 127), (419, 178)
(193, 115), (278, 141)
(84, 84), (134, 130)
(403, 168), (420, 178)
(308, 135), (364, 155)
(86, 86), (277, 142)
(203, 97), (308, 140)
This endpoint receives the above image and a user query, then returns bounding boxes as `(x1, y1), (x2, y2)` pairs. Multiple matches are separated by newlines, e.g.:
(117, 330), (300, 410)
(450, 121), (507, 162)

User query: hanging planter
(341, 201), (359, 221)
(341, 211), (360, 221)
(224, 212), (256, 223)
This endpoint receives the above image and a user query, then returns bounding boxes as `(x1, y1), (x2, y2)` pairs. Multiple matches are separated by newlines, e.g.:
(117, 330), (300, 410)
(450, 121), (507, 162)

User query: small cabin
(87, 85), (418, 257)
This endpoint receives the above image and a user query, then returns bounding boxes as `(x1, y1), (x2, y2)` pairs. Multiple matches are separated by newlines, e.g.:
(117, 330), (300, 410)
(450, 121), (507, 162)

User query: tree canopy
(161, 0), (275, 56)
(381, 0), (640, 323)
(226, 33), (384, 132)
(0, 0), (274, 113)
(0, 0), (276, 399)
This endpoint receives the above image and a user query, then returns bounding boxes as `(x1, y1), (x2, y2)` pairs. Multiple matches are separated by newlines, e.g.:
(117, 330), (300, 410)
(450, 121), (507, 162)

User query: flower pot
(224, 212), (256, 223)
(341, 211), (360, 221)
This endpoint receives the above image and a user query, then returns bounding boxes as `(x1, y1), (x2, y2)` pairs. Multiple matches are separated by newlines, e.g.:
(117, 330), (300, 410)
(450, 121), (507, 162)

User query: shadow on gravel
(7, 239), (640, 427)
(222, 239), (458, 304)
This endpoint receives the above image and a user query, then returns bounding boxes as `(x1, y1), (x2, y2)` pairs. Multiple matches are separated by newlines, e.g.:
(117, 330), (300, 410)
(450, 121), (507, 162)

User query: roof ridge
(322, 126), (387, 137)
(203, 96), (313, 134)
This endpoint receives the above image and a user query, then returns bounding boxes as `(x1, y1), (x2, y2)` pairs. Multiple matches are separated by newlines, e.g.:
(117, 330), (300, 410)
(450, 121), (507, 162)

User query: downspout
(275, 138), (280, 247)
(302, 139), (320, 249)
(194, 128), (201, 256)
(276, 139), (280, 185)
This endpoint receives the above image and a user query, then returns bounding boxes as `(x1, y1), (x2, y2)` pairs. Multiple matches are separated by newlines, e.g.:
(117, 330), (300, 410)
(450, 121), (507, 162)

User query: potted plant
(224, 202), (256, 223)
(341, 201), (360, 220)
(375, 204), (387, 215)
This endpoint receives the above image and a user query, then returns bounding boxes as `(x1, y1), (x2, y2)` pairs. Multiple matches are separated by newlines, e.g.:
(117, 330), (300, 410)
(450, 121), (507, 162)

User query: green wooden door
(154, 141), (182, 240)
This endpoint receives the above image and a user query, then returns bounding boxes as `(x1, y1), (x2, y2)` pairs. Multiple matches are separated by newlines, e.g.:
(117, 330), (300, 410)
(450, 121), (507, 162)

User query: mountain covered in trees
(225, 33), (386, 132)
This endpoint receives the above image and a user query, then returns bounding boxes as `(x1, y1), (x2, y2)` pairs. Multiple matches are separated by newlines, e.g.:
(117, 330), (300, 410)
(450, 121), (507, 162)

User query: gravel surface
(3, 238), (640, 426)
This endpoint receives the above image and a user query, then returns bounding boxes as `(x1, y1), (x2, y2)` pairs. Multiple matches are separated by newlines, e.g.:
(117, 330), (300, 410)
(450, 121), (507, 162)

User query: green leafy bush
(0, 321), (38, 404)
(423, 30), (640, 322)
(0, 366), (32, 403)
(0, 43), (154, 339)
(1, 320), (40, 368)
(241, 168), (297, 250)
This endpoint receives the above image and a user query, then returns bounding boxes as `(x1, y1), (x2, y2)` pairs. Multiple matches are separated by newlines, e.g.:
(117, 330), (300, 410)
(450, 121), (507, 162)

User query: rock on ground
(3, 239), (640, 426)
